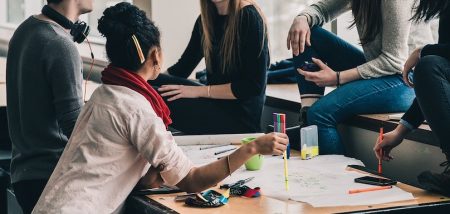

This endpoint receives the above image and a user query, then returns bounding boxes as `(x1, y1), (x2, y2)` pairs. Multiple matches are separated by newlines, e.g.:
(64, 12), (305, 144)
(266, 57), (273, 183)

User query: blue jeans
(414, 56), (450, 152)
(295, 26), (415, 154)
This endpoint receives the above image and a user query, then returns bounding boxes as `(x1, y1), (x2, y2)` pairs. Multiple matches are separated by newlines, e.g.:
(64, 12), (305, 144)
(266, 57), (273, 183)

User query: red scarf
(101, 65), (172, 128)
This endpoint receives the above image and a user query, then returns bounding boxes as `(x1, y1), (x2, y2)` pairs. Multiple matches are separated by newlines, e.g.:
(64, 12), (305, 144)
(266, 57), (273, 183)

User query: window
(0, 0), (141, 63)
(0, 0), (45, 26)
(0, 0), (132, 40)
(85, 0), (132, 38)
(6, 0), (25, 24)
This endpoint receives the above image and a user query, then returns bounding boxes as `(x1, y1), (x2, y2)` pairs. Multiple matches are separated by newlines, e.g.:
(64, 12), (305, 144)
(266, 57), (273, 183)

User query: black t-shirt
(167, 5), (269, 132)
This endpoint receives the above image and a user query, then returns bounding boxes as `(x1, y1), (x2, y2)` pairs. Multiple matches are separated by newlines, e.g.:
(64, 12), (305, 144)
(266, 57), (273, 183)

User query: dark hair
(47, 0), (63, 4)
(98, 2), (161, 71)
(412, 0), (450, 22)
(350, 0), (382, 45)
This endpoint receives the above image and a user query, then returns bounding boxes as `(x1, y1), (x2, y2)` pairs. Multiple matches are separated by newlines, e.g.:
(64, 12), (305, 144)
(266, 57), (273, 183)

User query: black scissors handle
(220, 177), (254, 189)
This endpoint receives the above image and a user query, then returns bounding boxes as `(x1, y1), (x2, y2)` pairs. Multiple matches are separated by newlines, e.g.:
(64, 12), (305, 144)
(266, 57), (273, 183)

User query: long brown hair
(200, 0), (268, 74)
(412, 0), (450, 22)
(350, 0), (382, 45)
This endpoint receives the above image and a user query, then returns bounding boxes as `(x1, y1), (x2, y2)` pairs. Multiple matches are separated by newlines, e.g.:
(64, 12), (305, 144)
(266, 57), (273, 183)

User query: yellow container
(301, 146), (319, 160)
(300, 125), (319, 160)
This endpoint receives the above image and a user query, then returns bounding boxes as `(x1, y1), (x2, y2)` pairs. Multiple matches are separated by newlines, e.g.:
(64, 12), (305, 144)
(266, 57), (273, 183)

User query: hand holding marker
(378, 127), (383, 174)
(274, 113), (289, 191)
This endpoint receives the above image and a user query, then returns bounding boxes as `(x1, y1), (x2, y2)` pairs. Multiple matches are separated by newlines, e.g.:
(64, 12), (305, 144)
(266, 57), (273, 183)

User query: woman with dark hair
(32, 3), (287, 213)
(374, 0), (450, 196)
(286, 0), (434, 154)
(149, 0), (269, 134)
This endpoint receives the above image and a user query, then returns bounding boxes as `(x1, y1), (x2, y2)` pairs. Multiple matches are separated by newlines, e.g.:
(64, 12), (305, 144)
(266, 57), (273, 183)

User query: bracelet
(226, 155), (232, 177)
(336, 71), (341, 88)
(207, 85), (211, 98)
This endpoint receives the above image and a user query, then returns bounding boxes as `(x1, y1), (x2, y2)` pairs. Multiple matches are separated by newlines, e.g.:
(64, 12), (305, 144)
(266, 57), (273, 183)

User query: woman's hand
(287, 15), (311, 56)
(251, 132), (289, 156)
(297, 58), (337, 87)
(159, 85), (206, 101)
(373, 125), (410, 161)
(403, 47), (422, 87)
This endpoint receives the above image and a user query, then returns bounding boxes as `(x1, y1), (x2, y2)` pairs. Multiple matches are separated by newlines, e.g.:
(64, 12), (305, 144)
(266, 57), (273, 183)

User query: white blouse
(33, 84), (193, 214)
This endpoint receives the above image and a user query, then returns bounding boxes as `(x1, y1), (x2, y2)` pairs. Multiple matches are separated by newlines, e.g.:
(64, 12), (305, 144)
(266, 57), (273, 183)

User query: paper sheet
(180, 144), (237, 165)
(179, 148), (416, 207)
(174, 133), (264, 146)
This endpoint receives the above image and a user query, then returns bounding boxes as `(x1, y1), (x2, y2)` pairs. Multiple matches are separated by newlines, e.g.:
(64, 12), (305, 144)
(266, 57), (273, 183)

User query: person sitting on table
(286, 0), (434, 154)
(32, 3), (288, 213)
(374, 0), (450, 196)
(149, 0), (269, 134)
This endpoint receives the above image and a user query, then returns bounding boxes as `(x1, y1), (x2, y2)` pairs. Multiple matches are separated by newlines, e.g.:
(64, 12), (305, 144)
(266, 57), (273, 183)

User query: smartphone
(355, 176), (397, 186)
(300, 61), (321, 72)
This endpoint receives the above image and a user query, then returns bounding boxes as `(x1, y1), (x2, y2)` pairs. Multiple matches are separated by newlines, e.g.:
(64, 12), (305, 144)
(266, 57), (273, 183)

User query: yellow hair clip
(131, 34), (145, 64)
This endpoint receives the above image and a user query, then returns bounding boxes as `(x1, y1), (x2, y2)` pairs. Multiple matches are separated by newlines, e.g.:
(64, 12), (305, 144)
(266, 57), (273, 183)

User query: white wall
(336, 11), (360, 48)
(151, 0), (203, 71)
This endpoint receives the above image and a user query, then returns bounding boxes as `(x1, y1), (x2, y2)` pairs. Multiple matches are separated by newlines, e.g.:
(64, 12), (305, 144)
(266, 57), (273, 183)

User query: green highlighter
(241, 137), (264, 171)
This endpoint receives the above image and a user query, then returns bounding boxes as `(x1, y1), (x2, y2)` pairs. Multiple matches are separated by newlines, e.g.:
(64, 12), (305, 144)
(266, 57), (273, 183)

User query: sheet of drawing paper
(216, 155), (415, 207)
(180, 145), (237, 165)
(174, 133), (264, 146)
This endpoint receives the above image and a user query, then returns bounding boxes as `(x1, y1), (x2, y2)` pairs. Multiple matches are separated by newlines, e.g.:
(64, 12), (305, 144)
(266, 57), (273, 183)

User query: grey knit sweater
(6, 16), (83, 183)
(300, 0), (434, 79)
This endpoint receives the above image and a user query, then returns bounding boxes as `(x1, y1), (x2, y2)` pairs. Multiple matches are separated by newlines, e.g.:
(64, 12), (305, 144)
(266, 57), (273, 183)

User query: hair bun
(98, 2), (148, 39)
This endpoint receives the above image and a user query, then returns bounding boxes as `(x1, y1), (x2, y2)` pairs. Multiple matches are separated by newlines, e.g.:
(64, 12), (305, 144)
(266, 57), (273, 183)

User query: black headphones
(41, 5), (90, 43)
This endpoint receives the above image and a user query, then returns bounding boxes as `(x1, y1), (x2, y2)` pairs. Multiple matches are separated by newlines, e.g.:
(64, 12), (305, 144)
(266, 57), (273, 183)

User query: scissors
(220, 177), (255, 189)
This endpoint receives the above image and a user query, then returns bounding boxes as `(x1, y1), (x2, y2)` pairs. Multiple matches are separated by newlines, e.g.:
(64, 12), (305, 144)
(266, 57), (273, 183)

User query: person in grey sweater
(6, 0), (92, 212)
(286, 0), (434, 154)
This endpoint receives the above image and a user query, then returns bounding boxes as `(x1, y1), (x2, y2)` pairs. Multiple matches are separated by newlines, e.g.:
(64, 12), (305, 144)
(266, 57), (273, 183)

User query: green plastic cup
(241, 137), (264, 171)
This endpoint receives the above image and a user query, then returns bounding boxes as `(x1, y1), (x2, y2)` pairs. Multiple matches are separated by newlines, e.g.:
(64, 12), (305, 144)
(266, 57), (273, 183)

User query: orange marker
(348, 185), (392, 194)
(378, 127), (383, 174)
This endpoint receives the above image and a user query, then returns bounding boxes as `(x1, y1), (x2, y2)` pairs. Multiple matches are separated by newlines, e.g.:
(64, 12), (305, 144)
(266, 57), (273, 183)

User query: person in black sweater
(374, 0), (450, 196)
(149, 0), (269, 134)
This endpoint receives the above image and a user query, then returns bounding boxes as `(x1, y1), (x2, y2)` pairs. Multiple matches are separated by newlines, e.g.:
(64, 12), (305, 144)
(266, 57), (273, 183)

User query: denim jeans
(13, 179), (48, 214)
(414, 55), (450, 152)
(295, 26), (415, 154)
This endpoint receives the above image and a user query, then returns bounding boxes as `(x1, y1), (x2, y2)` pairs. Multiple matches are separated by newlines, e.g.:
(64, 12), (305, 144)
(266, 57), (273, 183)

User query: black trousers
(414, 55), (450, 152)
(12, 179), (48, 214)
(149, 74), (254, 134)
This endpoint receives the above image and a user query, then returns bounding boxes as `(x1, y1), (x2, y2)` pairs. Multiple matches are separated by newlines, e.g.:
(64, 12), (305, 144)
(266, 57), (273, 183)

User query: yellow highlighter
(283, 150), (289, 191)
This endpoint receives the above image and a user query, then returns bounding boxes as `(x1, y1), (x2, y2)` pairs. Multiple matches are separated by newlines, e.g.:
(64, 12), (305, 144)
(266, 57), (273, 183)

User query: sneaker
(417, 160), (450, 196)
(269, 59), (294, 71)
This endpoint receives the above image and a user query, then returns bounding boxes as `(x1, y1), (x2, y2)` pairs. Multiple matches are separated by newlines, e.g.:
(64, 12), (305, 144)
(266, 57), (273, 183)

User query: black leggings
(414, 55), (450, 152)
(149, 74), (255, 134)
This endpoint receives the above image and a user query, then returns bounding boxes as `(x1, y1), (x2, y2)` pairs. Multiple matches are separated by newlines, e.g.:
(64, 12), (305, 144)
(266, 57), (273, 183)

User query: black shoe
(269, 59), (294, 71)
(417, 161), (450, 196)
